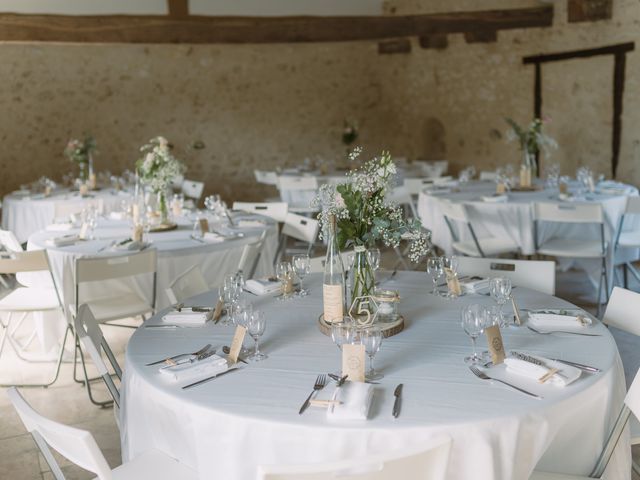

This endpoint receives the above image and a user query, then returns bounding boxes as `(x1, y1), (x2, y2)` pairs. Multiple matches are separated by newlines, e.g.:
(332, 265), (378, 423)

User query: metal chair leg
(77, 339), (114, 408)
(624, 263), (629, 289)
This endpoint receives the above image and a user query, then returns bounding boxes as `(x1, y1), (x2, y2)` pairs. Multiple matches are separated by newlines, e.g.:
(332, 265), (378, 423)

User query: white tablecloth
(2, 188), (131, 243)
(417, 181), (639, 293)
(121, 272), (629, 480)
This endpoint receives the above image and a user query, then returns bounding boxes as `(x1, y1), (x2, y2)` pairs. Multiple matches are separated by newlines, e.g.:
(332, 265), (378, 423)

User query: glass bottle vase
(157, 190), (169, 224)
(350, 246), (375, 325)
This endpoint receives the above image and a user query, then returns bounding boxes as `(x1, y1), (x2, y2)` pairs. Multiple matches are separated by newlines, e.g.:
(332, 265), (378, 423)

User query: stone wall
(0, 0), (638, 203)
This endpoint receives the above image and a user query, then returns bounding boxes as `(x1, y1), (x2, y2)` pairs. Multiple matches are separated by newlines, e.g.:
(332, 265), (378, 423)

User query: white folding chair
(238, 229), (269, 279)
(165, 265), (209, 306)
(257, 435), (451, 480)
(388, 185), (418, 219)
(309, 251), (353, 274)
(530, 364), (640, 479)
(74, 304), (121, 409)
(0, 228), (23, 288)
(275, 213), (319, 266)
(613, 196), (640, 288)
(277, 175), (319, 214)
(232, 202), (288, 223)
(419, 161), (447, 178)
(479, 170), (498, 181)
(404, 177), (449, 197)
(7, 387), (198, 480)
(254, 170), (279, 186)
(457, 257), (556, 295)
(0, 250), (68, 388)
(533, 203), (608, 316)
(181, 179), (205, 207)
(441, 200), (519, 257)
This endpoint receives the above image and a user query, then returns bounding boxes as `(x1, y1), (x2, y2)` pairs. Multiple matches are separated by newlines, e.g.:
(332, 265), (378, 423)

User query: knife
(182, 367), (239, 389)
(392, 383), (403, 418)
(549, 358), (601, 373)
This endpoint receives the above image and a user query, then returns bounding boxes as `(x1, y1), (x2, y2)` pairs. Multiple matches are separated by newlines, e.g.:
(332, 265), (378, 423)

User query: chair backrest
(254, 170), (279, 186)
(625, 196), (640, 215)
(602, 287), (640, 336)
(387, 185), (418, 219)
(54, 199), (104, 221)
(76, 249), (156, 283)
(7, 387), (113, 480)
(534, 203), (604, 224)
(277, 175), (318, 191)
(257, 435), (451, 480)
(403, 177), (439, 196)
(439, 200), (468, 223)
(238, 230), (268, 279)
(232, 202), (288, 223)
(0, 250), (51, 274)
(457, 257), (556, 295)
(166, 265), (209, 305)
(282, 213), (319, 244)
(0, 228), (23, 252)
(181, 180), (205, 200)
(74, 304), (121, 407)
(479, 171), (497, 181)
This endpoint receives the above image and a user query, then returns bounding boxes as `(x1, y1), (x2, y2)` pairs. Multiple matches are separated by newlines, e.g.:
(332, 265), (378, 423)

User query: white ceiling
(0, 0), (385, 16)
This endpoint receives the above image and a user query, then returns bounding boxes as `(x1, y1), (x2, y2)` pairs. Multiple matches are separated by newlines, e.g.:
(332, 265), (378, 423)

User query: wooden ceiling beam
(0, 6), (552, 44)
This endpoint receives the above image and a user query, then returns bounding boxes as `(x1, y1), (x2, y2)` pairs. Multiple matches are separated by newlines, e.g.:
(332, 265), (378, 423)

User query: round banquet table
(121, 272), (630, 480)
(417, 180), (639, 292)
(2, 188), (132, 243)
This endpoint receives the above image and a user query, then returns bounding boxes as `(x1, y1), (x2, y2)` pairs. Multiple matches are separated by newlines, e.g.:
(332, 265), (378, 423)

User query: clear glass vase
(157, 190), (169, 224)
(78, 161), (89, 182)
(350, 246), (375, 325)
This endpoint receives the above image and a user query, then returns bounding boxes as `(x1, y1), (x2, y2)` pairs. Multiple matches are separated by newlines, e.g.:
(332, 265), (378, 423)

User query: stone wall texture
(0, 0), (638, 201)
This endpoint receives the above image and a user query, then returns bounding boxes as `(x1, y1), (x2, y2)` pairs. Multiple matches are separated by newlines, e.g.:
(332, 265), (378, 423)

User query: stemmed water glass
(367, 248), (381, 283)
(441, 255), (459, 298)
(489, 277), (512, 326)
(292, 254), (311, 296)
(361, 327), (383, 380)
(426, 256), (444, 296)
(276, 261), (293, 300)
(247, 310), (267, 361)
(330, 319), (354, 374)
(461, 304), (487, 364)
(222, 274), (241, 325)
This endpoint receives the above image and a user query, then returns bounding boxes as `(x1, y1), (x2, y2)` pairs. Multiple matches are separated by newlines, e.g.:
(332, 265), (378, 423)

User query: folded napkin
(425, 186), (452, 195)
(159, 354), (228, 382)
(114, 240), (146, 251)
(481, 194), (508, 203)
(46, 223), (73, 232)
(596, 187), (627, 196)
(528, 311), (592, 331)
(162, 310), (211, 325)
(504, 357), (581, 387)
(461, 276), (490, 293)
(46, 234), (80, 247)
(326, 381), (374, 421)
(109, 211), (126, 220)
(202, 232), (225, 243)
(12, 189), (31, 196)
(236, 219), (266, 228)
(245, 278), (282, 296)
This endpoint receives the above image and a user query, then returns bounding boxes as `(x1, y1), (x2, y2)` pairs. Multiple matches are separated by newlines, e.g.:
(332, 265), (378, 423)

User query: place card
(444, 268), (461, 296)
(342, 343), (365, 383)
(511, 296), (523, 326)
(132, 224), (144, 243)
(198, 218), (209, 236)
(496, 182), (506, 194)
(88, 173), (97, 190)
(78, 223), (89, 240)
(132, 204), (140, 224)
(79, 184), (89, 196)
(485, 324), (505, 365)
(212, 298), (224, 322)
(283, 274), (294, 295)
(559, 182), (568, 195)
(228, 325), (247, 364)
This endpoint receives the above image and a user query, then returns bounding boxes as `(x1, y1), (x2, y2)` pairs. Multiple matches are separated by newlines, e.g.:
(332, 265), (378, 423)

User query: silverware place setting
(299, 374), (327, 414)
(146, 344), (211, 366)
(182, 367), (240, 390)
(469, 365), (542, 399)
(526, 325), (602, 337)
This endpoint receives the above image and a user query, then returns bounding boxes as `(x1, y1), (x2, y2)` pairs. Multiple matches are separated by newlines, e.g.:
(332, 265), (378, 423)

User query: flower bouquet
(313, 148), (431, 317)
(136, 136), (185, 226)
(505, 117), (557, 185)
(64, 135), (96, 183)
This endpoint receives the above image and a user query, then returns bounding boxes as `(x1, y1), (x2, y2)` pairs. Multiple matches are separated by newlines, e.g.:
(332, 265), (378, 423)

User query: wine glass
(461, 304), (487, 364)
(489, 277), (512, 326)
(367, 248), (381, 283)
(222, 274), (240, 325)
(276, 261), (293, 301)
(441, 255), (459, 298)
(247, 310), (267, 361)
(292, 254), (311, 296)
(426, 256), (444, 296)
(361, 327), (383, 380)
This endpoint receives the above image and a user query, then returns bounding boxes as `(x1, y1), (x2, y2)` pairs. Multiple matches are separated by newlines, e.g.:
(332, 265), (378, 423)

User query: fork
(146, 344), (211, 366)
(469, 366), (542, 399)
(527, 325), (601, 337)
(299, 374), (327, 414)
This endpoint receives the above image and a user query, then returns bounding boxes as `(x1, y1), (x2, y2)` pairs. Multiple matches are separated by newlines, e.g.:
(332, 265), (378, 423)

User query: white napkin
(326, 381), (374, 421)
(46, 234), (79, 247)
(109, 211), (126, 220)
(162, 311), (211, 325)
(46, 223), (73, 232)
(202, 232), (225, 243)
(114, 240), (145, 251)
(159, 354), (228, 382)
(245, 278), (282, 296)
(461, 276), (490, 293)
(481, 194), (508, 203)
(528, 311), (592, 331)
(236, 219), (266, 228)
(504, 357), (581, 387)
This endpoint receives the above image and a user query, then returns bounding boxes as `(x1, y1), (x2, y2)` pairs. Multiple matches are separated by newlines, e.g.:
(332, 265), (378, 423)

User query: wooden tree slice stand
(148, 222), (178, 232)
(510, 185), (539, 192)
(318, 314), (404, 338)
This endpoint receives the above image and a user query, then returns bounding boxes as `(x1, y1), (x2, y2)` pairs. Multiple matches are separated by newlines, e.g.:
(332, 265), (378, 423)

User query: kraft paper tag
(132, 224), (143, 243)
(212, 298), (224, 321)
(496, 182), (506, 194)
(44, 186), (52, 196)
(132, 204), (140, 224)
(198, 218), (209, 236)
(284, 275), (294, 294)
(78, 223), (89, 240)
(559, 182), (568, 194)
(323, 283), (344, 323)
(588, 176), (595, 193)
(511, 296), (523, 326)
(444, 268), (461, 296)
(79, 184), (89, 196)
(89, 173), (97, 190)
(485, 325), (505, 365)
(342, 343), (365, 383)
(228, 325), (247, 364)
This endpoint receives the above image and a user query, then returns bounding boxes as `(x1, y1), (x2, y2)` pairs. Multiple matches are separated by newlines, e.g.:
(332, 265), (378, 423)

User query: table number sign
(212, 299), (224, 322)
(559, 182), (568, 195)
(78, 223), (89, 240)
(342, 343), (365, 382)
(132, 224), (144, 243)
(198, 218), (210, 236)
(79, 184), (89, 196)
(228, 325), (247, 364)
(511, 296), (523, 326)
(485, 324), (505, 365)
(445, 268), (461, 296)
(496, 182), (506, 194)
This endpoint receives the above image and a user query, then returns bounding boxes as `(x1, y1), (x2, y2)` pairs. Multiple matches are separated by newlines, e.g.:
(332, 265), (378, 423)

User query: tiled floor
(1, 263), (639, 479)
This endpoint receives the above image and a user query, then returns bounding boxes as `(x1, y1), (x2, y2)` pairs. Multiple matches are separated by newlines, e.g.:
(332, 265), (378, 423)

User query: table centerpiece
(64, 135), (97, 188)
(505, 117), (557, 187)
(136, 136), (185, 228)
(313, 147), (431, 321)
